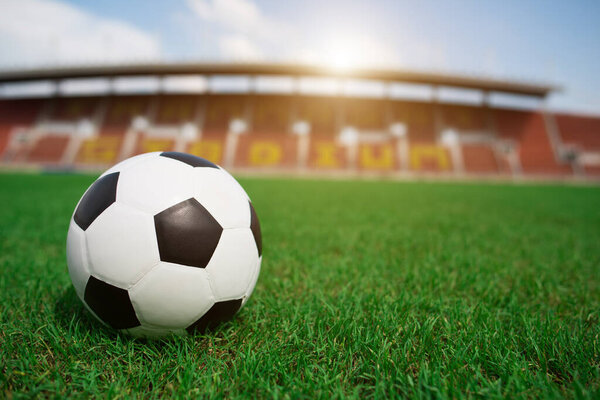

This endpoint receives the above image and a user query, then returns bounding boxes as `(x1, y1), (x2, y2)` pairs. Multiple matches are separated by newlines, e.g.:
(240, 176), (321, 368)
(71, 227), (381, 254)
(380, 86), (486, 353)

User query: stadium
(1, 62), (599, 179)
(1, 1), (600, 398)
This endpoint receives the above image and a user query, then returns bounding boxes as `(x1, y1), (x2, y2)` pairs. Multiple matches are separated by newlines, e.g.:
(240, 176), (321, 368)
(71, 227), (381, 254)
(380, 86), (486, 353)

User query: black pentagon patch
(186, 299), (243, 334)
(84, 276), (140, 329)
(249, 202), (262, 257)
(74, 172), (119, 231)
(160, 151), (218, 168)
(154, 198), (223, 268)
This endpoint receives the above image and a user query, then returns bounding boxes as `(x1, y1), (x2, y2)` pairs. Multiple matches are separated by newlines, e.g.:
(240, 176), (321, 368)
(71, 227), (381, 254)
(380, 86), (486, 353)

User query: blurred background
(0, 0), (599, 179)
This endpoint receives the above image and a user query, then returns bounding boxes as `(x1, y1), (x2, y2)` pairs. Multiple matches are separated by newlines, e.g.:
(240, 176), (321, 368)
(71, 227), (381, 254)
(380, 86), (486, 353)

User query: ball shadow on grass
(53, 285), (247, 345)
(53, 286), (115, 339)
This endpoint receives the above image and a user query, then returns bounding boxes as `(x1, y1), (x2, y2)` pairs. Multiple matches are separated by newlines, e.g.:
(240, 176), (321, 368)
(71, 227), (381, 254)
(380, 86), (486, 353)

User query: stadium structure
(0, 62), (599, 180)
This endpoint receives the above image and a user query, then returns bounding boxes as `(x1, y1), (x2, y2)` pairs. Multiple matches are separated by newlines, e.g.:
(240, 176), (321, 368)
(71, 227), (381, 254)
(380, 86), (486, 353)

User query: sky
(0, 0), (598, 113)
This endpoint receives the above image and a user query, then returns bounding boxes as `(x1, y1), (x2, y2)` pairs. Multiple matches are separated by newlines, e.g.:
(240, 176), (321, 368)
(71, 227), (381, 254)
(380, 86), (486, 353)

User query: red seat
(154, 95), (200, 125)
(392, 102), (436, 141)
(234, 131), (298, 169)
(27, 136), (70, 163)
(442, 105), (487, 131)
(494, 109), (571, 175)
(296, 97), (338, 138)
(461, 144), (499, 173)
(0, 99), (44, 155)
(51, 97), (99, 121)
(556, 113), (600, 152)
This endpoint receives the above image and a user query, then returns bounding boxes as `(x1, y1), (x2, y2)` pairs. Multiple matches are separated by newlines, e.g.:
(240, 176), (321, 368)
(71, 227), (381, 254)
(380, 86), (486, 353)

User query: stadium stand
(441, 104), (487, 132)
(557, 113), (600, 151)
(494, 109), (572, 176)
(103, 96), (151, 128)
(75, 135), (123, 165)
(307, 139), (348, 170)
(76, 95), (153, 164)
(344, 99), (387, 131)
(188, 133), (225, 165)
(0, 99), (44, 160)
(128, 95), (201, 157)
(556, 113), (600, 176)
(297, 97), (348, 170)
(204, 95), (246, 133)
(26, 136), (71, 163)
(154, 95), (200, 125)
(296, 96), (338, 137)
(409, 144), (453, 172)
(391, 101), (436, 141)
(235, 96), (297, 169)
(50, 97), (99, 121)
(358, 142), (398, 171)
(460, 144), (499, 174)
(0, 63), (598, 180)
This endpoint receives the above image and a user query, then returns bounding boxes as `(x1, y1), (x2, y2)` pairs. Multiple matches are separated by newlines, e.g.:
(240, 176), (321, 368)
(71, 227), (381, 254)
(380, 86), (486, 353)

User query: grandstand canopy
(0, 62), (557, 97)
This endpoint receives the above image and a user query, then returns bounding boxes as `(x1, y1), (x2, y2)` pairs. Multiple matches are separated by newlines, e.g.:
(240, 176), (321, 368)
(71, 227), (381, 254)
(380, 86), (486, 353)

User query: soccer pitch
(1, 173), (599, 398)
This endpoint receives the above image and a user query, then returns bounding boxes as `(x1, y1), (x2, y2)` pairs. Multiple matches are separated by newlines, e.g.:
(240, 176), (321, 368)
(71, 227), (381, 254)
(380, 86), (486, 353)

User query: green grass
(1, 173), (599, 399)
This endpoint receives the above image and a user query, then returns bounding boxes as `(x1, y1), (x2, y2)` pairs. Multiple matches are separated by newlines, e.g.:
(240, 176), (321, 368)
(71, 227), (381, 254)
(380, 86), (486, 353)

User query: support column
(432, 86), (444, 142)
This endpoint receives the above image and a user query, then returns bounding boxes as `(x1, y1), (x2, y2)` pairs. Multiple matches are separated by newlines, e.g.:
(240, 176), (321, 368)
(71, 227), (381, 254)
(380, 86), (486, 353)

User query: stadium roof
(0, 62), (558, 97)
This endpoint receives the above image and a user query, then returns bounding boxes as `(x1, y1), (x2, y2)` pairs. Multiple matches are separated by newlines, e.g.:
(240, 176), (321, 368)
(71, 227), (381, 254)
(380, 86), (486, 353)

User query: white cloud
(219, 35), (263, 61)
(186, 0), (287, 42)
(296, 31), (401, 69)
(186, 0), (401, 69)
(186, 0), (290, 61)
(0, 0), (161, 67)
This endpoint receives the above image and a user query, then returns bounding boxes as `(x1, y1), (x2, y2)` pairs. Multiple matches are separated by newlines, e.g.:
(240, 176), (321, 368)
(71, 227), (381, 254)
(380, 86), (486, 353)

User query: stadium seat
(461, 144), (499, 173)
(234, 132), (298, 169)
(252, 96), (291, 134)
(204, 95), (246, 134)
(441, 104), (487, 132)
(357, 142), (399, 171)
(132, 135), (175, 155)
(584, 166), (600, 176)
(391, 102), (436, 141)
(187, 132), (226, 165)
(0, 99), (44, 156)
(102, 96), (152, 130)
(307, 139), (348, 169)
(26, 136), (70, 163)
(409, 142), (453, 172)
(296, 97), (338, 137)
(50, 97), (99, 121)
(494, 109), (572, 175)
(155, 95), (200, 125)
(343, 99), (387, 131)
(556, 113), (600, 152)
(76, 135), (123, 165)
(2, 91), (597, 180)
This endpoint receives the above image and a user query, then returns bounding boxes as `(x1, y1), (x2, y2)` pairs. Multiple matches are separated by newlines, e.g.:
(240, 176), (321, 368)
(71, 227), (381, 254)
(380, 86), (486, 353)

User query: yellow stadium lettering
(359, 145), (394, 169)
(78, 137), (120, 164)
(249, 142), (282, 166)
(188, 141), (222, 164)
(314, 143), (340, 168)
(140, 139), (172, 153)
(410, 146), (450, 170)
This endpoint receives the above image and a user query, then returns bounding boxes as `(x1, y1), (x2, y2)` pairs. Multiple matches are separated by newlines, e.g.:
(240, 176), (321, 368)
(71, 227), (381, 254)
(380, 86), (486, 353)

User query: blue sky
(0, 0), (598, 113)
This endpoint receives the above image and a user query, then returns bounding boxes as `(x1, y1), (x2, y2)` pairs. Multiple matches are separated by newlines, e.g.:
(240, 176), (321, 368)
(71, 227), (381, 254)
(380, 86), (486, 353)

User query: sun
(319, 35), (364, 71)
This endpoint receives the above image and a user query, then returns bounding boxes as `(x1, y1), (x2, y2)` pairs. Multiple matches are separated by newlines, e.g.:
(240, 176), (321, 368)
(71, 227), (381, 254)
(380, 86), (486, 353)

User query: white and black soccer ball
(66, 152), (262, 338)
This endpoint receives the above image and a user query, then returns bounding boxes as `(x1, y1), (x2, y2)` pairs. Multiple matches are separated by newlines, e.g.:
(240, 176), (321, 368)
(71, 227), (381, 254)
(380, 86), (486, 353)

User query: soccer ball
(66, 152), (262, 338)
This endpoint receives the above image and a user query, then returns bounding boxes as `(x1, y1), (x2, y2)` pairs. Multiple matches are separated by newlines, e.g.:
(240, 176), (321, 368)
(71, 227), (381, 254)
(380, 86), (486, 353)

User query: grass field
(1, 173), (599, 398)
